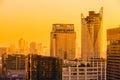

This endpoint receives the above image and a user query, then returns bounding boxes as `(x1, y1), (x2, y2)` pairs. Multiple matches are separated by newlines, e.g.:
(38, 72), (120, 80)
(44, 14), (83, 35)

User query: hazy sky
(0, 0), (120, 57)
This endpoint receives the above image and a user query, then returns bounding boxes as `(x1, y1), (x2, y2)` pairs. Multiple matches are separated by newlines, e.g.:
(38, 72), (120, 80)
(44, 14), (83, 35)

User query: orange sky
(0, 0), (120, 57)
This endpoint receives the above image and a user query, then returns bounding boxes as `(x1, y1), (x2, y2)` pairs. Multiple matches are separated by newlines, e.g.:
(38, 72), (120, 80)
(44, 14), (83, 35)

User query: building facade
(62, 58), (106, 80)
(2, 54), (26, 79)
(50, 24), (76, 60)
(107, 27), (120, 80)
(26, 54), (62, 80)
(0, 64), (2, 77)
(81, 8), (103, 61)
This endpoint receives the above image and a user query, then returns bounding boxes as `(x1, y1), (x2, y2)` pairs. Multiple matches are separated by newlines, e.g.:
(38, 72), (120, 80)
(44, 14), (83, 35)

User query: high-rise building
(29, 42), (38, 54)
(26, 54), (62, 80)
(18, 38), (28, 55)
(62, 58), (106, 80)
(50, 24), (76, 60)
(19, 38), (25, 50)
(29, 42), (43, 55)
(107, 27), (120, 80)
(81, 8), (103, 61)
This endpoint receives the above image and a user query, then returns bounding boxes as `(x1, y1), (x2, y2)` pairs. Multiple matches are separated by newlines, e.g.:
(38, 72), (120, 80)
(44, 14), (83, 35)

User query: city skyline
(0, 0), (120, 57)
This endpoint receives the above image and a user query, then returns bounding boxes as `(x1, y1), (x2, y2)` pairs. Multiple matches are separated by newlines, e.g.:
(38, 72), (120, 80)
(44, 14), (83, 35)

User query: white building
(62, 58), (106, 80)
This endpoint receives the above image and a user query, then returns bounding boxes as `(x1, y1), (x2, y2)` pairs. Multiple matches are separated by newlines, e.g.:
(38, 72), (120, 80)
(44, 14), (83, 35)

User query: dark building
(107, 27), (120, 80)
(2, 54), (25, 79)
(26, 54), (62, 80)
(0, 77), (25, 80)
(0, 64), (2, 77)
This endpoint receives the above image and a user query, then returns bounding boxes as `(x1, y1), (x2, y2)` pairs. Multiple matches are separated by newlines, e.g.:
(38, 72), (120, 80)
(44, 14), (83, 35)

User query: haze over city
(1, 0), (120, 80)
(0, 0), (120, 57)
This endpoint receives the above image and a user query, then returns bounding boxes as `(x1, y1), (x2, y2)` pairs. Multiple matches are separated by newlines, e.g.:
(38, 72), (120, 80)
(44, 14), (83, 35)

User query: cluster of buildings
(57, 8), (106, 80)
(0, 7), (119, 80)
(0, 38), (45, 55)
(0, 54), (62, 80)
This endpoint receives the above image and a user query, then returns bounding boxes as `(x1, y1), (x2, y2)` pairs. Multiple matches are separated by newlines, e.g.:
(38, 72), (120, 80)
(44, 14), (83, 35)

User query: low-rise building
(62, 58), (106, 80)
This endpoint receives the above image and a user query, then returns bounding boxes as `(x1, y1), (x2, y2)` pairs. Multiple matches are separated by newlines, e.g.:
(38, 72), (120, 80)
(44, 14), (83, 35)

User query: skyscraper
(107, 27), (120, 80)
(18, 38), (28, 55)
(50, 24), (76, 60)
(81, 8), (103, 61)
(19, 38), (25, 50)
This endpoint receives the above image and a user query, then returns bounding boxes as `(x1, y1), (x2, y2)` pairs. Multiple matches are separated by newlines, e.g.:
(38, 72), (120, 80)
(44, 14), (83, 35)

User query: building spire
(99, 7), (103, 16)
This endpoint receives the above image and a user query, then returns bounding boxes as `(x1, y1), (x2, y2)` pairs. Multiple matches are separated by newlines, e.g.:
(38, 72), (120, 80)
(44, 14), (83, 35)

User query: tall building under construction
(81, 8), (103, 61)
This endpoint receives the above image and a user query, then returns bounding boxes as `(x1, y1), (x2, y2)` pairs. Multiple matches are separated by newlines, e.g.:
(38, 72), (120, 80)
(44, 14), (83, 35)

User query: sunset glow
(0, 0), (120, 57)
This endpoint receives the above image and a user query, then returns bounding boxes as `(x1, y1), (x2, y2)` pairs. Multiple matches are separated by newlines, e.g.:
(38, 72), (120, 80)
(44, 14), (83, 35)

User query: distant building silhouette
(29, 42), (43, 55)
(81, 8), (103, 61)
(18, 38), (28, 55)
(107, 27), (120, 80)
(7, 44), (16, 54)
(29, 42), (38, 54)
(50, 24), (76, 60)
